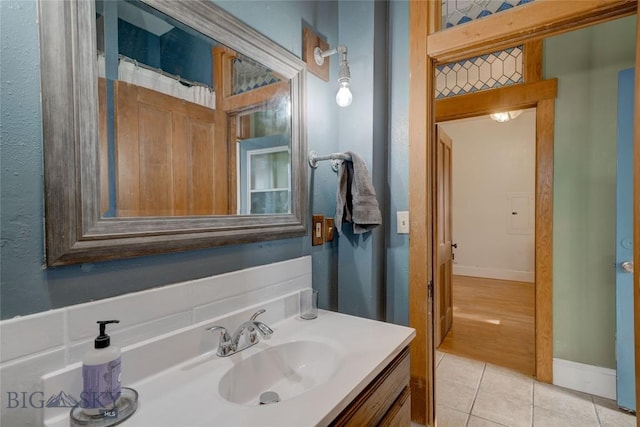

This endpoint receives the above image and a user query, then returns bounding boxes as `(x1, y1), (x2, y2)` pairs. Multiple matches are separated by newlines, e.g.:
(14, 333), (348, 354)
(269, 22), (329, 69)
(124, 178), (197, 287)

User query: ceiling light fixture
(314, 45), (352, 107)
(490, 110), (523, 123)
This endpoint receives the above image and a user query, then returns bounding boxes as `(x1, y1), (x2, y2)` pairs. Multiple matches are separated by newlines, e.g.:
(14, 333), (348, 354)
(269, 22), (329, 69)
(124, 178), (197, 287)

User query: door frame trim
(434, 78), (557, 383)
(408, 1), (640, 424)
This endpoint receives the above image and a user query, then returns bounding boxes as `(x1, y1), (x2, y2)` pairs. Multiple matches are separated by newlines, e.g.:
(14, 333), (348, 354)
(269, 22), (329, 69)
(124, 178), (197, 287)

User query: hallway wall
(440, 111), (536, 283)
(544, 15), (637, 369)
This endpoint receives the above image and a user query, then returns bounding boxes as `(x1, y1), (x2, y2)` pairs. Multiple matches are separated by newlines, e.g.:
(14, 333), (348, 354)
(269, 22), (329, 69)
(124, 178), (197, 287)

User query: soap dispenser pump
(82, 320), (121, 416)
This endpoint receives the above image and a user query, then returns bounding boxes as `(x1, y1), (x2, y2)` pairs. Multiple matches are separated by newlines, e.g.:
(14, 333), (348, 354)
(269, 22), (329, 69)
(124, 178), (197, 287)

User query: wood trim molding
(435, 81), (557, 383)
(435, 79), (557, 122)
(427, 0), (637, 63)
(221, 81), (290, 112)
(408, 0), (433, 424)
(302, 27), (329, 81)
(534, 99), (555, 383)
(634, 12), (640, 419)
(523, 40), (543, 82)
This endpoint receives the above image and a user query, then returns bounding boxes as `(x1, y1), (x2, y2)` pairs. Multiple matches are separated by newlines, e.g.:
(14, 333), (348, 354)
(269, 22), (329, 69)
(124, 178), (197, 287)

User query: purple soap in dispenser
(82, 320), (121, 416)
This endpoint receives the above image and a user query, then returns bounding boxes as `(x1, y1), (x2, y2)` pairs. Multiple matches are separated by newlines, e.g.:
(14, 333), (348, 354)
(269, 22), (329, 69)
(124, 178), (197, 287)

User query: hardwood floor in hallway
(437, 275), (535, 376)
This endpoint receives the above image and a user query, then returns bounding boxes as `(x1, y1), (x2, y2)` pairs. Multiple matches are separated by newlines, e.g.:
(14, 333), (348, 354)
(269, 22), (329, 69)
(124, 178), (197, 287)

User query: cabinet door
(379, 387), (411, 427)
(331, 348), (410, 426)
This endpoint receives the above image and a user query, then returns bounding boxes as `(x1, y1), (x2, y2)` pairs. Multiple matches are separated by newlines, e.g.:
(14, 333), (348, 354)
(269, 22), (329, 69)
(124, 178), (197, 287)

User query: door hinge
(428, 280), (434, 299)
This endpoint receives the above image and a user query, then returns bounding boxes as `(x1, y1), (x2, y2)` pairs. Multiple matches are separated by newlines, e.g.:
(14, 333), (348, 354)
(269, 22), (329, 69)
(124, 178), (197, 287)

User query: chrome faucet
(206, 309), (273, 357)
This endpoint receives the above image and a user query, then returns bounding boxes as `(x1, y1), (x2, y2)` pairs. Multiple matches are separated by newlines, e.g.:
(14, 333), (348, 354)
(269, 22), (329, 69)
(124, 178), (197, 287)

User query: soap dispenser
(82, 320), (121, 416)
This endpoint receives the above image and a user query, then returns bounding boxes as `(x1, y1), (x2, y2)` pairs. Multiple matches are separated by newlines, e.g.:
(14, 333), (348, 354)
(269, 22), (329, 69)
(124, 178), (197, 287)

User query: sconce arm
(314, 45), (348, 66)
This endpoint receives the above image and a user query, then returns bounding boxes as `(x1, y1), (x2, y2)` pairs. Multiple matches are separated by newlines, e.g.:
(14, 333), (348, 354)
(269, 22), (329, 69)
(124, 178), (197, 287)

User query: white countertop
(105, 310), (414, 427)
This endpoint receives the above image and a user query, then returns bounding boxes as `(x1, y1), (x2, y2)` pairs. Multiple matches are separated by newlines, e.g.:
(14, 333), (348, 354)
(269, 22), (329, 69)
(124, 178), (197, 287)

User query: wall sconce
(313, 45), (352, 107)
(302, 28), (352, 108)
(490, 110), (523, 123)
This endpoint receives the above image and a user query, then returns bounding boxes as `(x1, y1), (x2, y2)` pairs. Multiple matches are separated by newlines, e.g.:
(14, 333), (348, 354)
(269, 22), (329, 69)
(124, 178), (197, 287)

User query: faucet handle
(206, 326), (234, 356)
(250, 309), (266, 321)
(206, 325), (231, 342)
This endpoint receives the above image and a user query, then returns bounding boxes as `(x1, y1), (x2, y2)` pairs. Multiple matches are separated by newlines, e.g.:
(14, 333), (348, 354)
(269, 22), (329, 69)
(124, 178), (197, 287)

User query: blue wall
(159, 27), (213, 87)
(336, 0), (388, 321)
(118, 19), (161, 69)
(0, 0), (341, 319)
(115, 18), (213, 87)
(386, 0), (410, 326)
(1, 0), (411, 326)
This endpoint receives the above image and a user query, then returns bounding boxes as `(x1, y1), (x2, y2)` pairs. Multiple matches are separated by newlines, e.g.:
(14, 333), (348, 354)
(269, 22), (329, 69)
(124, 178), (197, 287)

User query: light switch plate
(397, 211), (409, 234)
(312, 215), (324, 246)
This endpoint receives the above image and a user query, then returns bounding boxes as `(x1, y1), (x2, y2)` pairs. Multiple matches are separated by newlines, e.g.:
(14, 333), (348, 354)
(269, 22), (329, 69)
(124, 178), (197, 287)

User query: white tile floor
(412, 351), (637, 427)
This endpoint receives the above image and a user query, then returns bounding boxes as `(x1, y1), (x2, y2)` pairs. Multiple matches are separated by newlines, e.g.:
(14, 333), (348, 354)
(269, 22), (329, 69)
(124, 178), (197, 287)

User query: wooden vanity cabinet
(330, 347), (411, 426)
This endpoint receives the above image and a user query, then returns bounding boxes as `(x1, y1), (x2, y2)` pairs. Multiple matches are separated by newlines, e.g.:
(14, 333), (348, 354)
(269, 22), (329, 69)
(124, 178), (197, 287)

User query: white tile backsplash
(1, 348), (66, 427)
(66, 311), (193, 364)
(0, 310), (65, 363)
(193, 273), (309, 323)
(190, 256), (310, 306)
(0, 256), (312, 427)
(66, 281), (193, 341)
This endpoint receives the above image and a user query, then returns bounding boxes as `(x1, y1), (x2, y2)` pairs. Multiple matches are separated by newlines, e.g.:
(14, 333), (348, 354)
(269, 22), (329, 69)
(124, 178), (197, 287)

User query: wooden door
(114, 81), (225, 217)
(435, 125), (453, 347)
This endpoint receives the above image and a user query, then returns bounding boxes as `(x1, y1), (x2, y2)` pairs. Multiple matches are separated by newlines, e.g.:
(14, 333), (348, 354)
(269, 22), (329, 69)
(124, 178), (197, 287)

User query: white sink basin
(218, 340), (342, 406)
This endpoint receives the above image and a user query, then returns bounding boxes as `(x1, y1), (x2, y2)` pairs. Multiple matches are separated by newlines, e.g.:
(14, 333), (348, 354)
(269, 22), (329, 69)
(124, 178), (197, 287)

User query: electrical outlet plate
(324, 218), (335, 242)
(312, 215), (324, 246)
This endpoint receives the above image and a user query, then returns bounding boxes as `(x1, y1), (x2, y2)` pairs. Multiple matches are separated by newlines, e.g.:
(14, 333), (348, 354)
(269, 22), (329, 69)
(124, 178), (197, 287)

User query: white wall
(439, 110), (536, 283)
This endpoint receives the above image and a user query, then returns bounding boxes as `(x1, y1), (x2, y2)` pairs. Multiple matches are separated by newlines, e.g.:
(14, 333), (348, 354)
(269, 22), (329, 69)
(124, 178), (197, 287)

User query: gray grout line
(464, 361), (487, 427)
(591, 395), (603, 427)
(531, 380), (535, 427)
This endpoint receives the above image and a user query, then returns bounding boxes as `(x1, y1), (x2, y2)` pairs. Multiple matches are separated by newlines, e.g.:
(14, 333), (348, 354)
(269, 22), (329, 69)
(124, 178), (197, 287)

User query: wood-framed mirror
(38, 0), (307, 266)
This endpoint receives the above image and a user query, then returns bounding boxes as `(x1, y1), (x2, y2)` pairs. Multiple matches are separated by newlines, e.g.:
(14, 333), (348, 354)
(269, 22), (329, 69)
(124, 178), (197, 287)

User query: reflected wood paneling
(113, 81), (222, 217)
(438, 275), (535, 376)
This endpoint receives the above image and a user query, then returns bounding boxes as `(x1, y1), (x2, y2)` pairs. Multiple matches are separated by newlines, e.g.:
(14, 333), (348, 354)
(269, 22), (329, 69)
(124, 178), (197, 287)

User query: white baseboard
(453, 265), (534, 283)
(553, 358), (617, 400)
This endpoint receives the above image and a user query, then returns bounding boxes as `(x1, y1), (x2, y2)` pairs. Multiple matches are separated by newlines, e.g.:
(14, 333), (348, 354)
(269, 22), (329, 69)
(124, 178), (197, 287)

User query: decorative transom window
(442, 0), (534, 28)
(435, 46), (523, 99)
(232, 55), (281, 95)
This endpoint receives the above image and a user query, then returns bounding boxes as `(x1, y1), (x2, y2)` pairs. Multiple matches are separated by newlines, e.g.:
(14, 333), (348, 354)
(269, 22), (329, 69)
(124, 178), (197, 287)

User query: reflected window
(247, 148), (290, 215)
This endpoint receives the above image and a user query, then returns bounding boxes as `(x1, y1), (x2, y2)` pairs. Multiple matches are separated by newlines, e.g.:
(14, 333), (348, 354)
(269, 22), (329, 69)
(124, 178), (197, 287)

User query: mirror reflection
(95, 0), (292, 218)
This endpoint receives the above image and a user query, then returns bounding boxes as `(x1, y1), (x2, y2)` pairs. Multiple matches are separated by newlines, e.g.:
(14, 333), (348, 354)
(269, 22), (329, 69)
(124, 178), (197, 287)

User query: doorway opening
(435, 111), (537, 376)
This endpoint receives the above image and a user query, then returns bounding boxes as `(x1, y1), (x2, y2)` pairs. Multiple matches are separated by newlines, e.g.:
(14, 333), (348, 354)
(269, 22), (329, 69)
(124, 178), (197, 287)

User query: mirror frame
(38, 0), (308, 266)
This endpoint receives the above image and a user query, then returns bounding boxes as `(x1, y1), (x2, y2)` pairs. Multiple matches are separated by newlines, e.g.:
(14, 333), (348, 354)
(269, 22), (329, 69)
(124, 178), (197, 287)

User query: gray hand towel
(335, 151), (382, 235)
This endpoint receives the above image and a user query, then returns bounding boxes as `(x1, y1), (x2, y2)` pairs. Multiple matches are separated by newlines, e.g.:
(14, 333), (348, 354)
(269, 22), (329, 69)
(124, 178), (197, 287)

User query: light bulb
(336, 81), (352, 107)
(490, 112), (510, 122)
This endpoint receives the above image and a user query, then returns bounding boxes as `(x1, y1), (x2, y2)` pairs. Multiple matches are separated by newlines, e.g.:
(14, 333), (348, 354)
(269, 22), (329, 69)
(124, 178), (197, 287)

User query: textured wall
(544, 15), (636, 369)
(336, 0), (388, 321)
(386, 0), (409, 325)
(0, 0), (340, 319)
